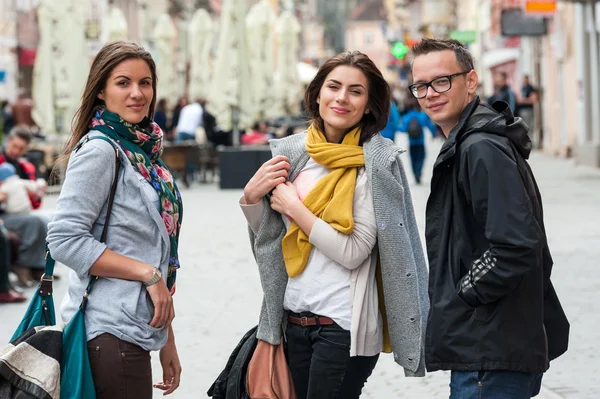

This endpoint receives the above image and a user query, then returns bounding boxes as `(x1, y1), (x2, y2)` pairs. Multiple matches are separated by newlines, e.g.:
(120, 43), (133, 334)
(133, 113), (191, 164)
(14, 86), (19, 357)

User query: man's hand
(0, 192), (7, 202)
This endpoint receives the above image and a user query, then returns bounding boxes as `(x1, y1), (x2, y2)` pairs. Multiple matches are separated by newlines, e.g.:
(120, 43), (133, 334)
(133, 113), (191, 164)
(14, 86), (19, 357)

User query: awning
(482, 48), (520, 68)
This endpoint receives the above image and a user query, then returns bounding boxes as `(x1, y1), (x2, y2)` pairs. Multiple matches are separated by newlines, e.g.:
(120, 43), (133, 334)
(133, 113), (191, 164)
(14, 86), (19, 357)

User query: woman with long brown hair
(47, 41), (183, 398)
(240, 51), (429, 398)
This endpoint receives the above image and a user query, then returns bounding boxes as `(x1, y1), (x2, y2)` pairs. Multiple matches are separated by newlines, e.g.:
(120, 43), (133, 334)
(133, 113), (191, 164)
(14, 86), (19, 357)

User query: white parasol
(207, 0), (254, 145)
(274, 10), (302, 116)
(152, 13), (178, 108)
(31, 0), (56, 135)
(104, 6), (128, 42)
(188, 9), (214, 100)
(245, 0), (277, 120)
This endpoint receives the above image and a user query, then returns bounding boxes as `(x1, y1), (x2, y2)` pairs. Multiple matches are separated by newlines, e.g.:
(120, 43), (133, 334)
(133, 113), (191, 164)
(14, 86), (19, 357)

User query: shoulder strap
(39, 135), (122, 299)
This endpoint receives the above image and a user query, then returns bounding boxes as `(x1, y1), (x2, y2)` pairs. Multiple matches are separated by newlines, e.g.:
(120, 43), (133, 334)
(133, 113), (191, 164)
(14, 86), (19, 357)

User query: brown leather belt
(288, 315), (335, 327)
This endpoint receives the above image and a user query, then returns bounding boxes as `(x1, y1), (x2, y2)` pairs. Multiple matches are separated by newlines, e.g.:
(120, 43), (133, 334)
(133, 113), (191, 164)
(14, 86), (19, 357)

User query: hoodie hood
(435, 96), (532, 167)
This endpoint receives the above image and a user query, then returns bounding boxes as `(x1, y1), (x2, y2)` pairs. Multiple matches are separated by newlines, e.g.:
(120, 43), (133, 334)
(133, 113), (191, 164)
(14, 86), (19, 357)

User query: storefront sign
(523, 0), (556, 16)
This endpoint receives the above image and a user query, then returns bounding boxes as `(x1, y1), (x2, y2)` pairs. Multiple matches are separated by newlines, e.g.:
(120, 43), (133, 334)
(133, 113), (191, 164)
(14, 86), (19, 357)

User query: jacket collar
(433, 96), (481, 168)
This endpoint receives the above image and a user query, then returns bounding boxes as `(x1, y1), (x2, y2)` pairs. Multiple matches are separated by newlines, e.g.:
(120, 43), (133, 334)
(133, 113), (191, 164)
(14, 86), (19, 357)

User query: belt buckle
(300, 316), (309, 327)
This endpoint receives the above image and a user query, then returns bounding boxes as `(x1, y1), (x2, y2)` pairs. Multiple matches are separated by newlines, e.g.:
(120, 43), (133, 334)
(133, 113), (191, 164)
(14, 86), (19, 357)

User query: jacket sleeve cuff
(456, 280), (481, 308)
(239, 195), (266, 234)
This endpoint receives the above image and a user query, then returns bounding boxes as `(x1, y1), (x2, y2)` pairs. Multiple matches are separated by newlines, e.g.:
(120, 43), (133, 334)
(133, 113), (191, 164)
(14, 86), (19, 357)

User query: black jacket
(207, 326), (257, 398)
(425, 97), (569, 373)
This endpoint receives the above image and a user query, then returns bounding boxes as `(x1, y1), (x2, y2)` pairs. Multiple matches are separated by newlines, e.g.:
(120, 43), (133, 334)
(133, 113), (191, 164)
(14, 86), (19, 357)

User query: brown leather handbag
(246, 340), (296, 399)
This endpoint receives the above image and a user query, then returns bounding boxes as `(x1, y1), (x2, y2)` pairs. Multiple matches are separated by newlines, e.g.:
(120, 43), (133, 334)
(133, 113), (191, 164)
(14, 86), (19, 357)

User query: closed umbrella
(152, 14), (178, 108)
(274, 10), (301, 116)
(208, 0), (254, 145)
(31, 0), (56, 135)
(188, 9), (213, 100)
(245, 0), (277, 120)
(104, 6), (128, 41)
(56, 0), (88, 134)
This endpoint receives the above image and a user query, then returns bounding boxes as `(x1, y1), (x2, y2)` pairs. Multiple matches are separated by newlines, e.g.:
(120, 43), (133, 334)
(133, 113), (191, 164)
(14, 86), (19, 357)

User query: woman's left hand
(270, 182), (301, 216)
(154, 341), (182, 395)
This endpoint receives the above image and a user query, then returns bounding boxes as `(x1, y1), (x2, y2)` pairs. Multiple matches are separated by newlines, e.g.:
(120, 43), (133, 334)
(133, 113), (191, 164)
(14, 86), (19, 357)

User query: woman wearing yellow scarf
(240, 52), (429, 398)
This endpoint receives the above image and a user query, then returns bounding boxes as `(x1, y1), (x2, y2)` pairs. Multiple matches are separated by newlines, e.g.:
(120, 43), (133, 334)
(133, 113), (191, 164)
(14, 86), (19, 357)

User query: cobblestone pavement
(1, 136), (598, 398)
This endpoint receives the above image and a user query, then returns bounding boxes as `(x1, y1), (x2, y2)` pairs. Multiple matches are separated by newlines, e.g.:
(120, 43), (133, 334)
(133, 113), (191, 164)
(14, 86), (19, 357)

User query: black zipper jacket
(425, 97), (569, 373)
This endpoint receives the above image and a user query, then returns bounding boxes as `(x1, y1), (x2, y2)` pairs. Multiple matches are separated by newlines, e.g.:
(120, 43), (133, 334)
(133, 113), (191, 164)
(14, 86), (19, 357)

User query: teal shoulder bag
(0, 135), (122, 399)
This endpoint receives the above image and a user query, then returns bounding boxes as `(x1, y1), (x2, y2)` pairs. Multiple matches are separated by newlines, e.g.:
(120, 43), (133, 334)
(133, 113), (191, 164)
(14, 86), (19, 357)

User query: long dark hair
(304, 51), (391, 144)
(64, 41), (157, 159)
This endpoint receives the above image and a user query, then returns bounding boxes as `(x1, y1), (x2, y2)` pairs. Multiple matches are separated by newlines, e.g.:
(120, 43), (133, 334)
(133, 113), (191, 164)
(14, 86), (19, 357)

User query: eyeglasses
(408, 71), (470, 99)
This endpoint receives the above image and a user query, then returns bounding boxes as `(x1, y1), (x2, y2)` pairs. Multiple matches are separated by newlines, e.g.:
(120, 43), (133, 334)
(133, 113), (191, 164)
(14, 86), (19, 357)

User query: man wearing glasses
(409, 38), (569, 398)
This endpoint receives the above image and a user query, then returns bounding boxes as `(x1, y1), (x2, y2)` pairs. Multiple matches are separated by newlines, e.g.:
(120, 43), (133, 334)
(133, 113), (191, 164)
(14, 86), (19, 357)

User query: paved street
(1, 136), (599, 398)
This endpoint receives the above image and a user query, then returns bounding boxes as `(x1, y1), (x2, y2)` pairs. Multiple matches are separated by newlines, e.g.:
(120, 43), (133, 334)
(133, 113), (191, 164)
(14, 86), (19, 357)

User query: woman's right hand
(146, 279), (175, 329)
(243, 155), (290, 204)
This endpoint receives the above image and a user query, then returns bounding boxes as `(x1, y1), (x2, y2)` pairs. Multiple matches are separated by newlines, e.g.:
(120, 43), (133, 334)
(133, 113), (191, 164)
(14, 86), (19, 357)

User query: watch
(144, 267), (162, 287)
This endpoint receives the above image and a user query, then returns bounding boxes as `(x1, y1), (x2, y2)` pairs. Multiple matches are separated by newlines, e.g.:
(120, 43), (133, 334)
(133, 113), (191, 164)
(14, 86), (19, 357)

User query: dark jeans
(409, 144), (426, 183)
(285, 314), (379, 399)
(88, 333), (152, 399)
(450, 371), (543, 399)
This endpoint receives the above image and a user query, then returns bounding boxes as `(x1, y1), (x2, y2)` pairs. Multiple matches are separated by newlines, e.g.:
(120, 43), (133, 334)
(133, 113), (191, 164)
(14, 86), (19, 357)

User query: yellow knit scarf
(282, 123), (365, 277)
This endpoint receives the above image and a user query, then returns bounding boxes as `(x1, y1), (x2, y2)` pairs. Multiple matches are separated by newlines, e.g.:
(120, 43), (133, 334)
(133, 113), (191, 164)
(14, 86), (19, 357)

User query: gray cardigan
(249, 132), (429, 377)
(47, 132), (171, 351)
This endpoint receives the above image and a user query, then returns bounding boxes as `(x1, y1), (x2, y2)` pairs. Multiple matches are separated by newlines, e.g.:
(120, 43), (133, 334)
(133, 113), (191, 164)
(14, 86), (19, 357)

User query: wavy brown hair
(62, 41), (157, 161)
(304, 51), (391, 144)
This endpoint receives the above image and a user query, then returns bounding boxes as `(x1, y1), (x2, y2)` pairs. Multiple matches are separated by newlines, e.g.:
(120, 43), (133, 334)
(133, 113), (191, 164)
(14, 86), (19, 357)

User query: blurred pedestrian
(11, 91), (37, 133)
(0, 226), (26, 303)
(241, 121), (271, 145)
(0, 125), (48, 286)
(518, 74), (538, 135)
(1, 100), (14, 139)
(175, 98), (203, 142)
(398, 98), (437, 184)
(487, 71), (517, 113)
(154, 98), (168, 133)
(379, 100), (400, 142)
(168, 96), (187, 142)
(410, 37), (569, 398)
(47, 40), (182, 398)
(240, 51), (428, 399)
(199, 98), (230, 147)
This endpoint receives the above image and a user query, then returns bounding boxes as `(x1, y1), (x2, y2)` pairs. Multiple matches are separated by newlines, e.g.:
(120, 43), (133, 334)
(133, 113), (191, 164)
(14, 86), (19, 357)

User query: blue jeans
(450, 371), (543, 399)
(175, 131), (196, 142)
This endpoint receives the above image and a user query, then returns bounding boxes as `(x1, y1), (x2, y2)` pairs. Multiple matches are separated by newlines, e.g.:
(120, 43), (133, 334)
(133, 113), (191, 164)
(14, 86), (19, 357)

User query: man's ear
(467, 70), (479, 95)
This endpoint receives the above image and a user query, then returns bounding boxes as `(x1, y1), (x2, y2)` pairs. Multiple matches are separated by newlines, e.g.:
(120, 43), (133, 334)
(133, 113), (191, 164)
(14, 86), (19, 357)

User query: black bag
(207, 326), (258, 399)
(407, 117), (423, 139)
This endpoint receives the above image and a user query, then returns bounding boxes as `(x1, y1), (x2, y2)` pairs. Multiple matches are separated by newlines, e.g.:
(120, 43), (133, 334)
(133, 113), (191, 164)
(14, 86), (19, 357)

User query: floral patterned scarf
(89, 107), (182, 290)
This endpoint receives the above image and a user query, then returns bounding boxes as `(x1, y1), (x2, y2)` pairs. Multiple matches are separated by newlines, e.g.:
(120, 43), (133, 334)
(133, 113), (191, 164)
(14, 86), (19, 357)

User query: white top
(240, 159), (383, 357)
(0, 176), (44, 214)
(176, 102), (203, 134)
(282, 157), (353, 329)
